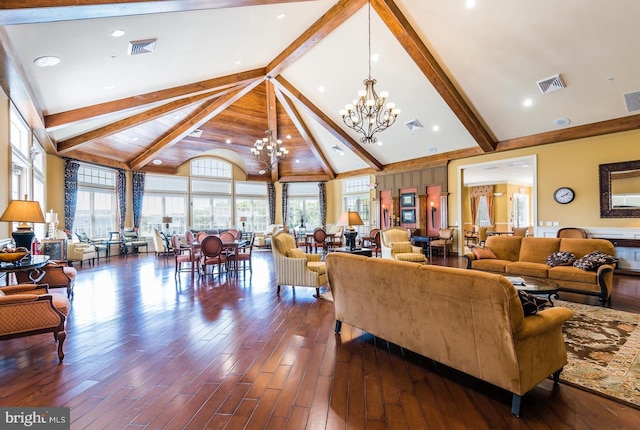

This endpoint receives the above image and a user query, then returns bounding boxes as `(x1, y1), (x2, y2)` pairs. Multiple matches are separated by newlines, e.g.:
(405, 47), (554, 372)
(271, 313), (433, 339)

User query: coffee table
(505, 276), (559, 305)
(329, 247), (372, 257)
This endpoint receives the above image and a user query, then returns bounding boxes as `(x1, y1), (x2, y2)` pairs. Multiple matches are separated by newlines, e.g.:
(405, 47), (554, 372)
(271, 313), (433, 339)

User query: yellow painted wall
(449, 130), (640, 233)
(0, 88), (9, 239)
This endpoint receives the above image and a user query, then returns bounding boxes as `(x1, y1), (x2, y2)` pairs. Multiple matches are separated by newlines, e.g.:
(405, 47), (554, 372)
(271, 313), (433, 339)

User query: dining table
(189, 238), (248, 277)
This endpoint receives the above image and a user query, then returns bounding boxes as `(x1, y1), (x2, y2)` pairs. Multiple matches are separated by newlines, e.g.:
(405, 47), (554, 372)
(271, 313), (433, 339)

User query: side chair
(200, 235), (227, 278)
(171, 234), (199, 276)
(228, 233), (254, 274)
(429, 228), (455, 259)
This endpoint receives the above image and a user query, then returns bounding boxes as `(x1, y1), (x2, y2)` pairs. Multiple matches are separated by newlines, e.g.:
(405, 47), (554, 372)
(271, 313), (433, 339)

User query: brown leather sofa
(463, 236), (616, 305)
(325, 253), (573, 417)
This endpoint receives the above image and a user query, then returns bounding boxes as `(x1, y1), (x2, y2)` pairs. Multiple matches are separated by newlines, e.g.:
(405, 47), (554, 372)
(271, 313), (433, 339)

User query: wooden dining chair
(312, 228), (328, 254)
(200, 235), (227, 278)
(171, 235), (198, 275)
(228, 234), (254, 274)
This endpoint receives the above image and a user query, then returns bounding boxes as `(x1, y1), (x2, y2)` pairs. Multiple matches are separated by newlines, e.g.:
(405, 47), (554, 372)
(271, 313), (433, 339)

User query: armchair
(0, 283), (70, 361)
(122, 229), (149, 255)
(271, 231), (327, 297)
(380, 227), (427, 263)
(429, 228), (455, 258)
(254, 224), (283, 248)
(14, 260), (77, 298)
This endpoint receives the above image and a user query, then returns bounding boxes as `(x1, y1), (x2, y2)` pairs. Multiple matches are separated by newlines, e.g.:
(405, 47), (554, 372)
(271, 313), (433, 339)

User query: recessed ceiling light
(553, 117), (571, 127)
(152, 159), (162, 165)
(277, 13), (286, 19)
(376, 141), (383, 146)
(286, 135), (292, 139)
(295, 159), (300, 163)
(105, 84), (115, 90)
(225, 139), (231, 144)
(427, 146), (438, 154)
(371, 53), (380, 62)
(33, 56), (60, 67)
(465, 0), (476, 9)
(523, 98), (533, 107)
(235, 60), (242, 65)
(131, 137), (139, 141)
(259, 169), (266, 175)
(318, 85), (325, 92)
(111, 29), (125, 37)
(432, 125), (440, 132)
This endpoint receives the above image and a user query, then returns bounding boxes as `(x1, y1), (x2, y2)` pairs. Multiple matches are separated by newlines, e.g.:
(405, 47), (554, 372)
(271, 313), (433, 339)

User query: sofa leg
(315, 287), (320, 298)
(552, 368), (562, 383)
(511, 394), (521, 417)
(335, 320), (342, 333)
(57, 330), (66, 362)
(277, 285), (281, 295)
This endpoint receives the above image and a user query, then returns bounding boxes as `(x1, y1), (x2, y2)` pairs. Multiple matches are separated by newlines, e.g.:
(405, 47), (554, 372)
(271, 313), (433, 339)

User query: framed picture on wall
(41, 239), (67, 261)
(401, 209), (416, 223)
(400, 193), (415, 207)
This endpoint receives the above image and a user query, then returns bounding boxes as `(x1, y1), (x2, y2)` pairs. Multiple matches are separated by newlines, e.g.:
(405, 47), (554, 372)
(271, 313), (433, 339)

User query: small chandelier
(340, 0), (400, 144)
(250, 130), (289, 171)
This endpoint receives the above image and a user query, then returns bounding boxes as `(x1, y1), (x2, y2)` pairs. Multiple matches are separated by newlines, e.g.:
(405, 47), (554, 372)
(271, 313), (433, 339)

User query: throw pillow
(0, 290), (4, 296)
(546, 251), (576, 267)
(517, 290), (551, 316)
(391, 241), (413, 254)
(286, 248), (306, 259)
(573, 250), (619, 271)
(472, 247), (497, 259)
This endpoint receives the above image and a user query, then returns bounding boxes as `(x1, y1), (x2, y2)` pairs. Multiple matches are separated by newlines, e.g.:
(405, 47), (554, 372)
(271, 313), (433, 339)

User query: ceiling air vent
(624, 91), (640, 112)
(188, 129), (203, 138)
(536, 73), (565, 94)
(405, 119), (423, 131)
(127, 38), (157, 56)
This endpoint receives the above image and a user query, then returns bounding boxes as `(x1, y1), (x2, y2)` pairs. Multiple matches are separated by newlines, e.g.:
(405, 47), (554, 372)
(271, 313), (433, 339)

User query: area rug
(556, 299), (640, 409)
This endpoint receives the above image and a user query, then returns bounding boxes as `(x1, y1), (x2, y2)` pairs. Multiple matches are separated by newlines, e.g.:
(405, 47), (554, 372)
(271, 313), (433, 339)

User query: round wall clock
(553, 187), (575, 204)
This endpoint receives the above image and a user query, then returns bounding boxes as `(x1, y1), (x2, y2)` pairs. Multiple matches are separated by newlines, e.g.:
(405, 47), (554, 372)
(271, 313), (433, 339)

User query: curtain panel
(116, 169), (127, 230)
(470, 185), (495, 226)
(131, 171), (145, 232)
(281, 182), (289, 226)
(318, 181), (327, 228)
(267, 182), (276, 225)
(63, 158), (80, 232)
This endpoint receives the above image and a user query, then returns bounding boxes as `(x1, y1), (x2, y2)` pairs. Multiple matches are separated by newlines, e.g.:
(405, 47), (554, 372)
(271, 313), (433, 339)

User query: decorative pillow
(517, 290), (551, 316)
(286, 248), (306, 259)
(472, 247), (497, 259)
(391, 241), (413, 254)
(546, 251), (576, 267)
(0, 290), (4, 296)
(573, 250), (619, 271)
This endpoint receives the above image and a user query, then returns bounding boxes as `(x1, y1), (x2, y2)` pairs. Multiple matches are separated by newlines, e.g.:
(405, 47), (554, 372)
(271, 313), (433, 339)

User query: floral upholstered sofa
(463, 236), (617, 305)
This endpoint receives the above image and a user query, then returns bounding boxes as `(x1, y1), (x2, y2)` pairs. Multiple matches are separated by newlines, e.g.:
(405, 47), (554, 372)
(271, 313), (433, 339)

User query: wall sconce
(430, 201), (436, 228)
(493, 192), (504, 197)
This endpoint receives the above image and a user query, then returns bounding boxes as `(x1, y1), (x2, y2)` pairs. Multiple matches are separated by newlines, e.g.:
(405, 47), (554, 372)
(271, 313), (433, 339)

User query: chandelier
(250, 129), (289, 171)
(340, 0), (400, 145)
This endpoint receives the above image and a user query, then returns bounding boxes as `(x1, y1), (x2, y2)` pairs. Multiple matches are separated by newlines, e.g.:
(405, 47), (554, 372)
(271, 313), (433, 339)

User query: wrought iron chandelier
(340, 0), (400, 145)
(250, 129), (289, 171)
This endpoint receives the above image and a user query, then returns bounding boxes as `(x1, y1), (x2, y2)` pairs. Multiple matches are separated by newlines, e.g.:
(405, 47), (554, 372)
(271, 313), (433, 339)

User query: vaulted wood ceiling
(2, 0), (640, 182)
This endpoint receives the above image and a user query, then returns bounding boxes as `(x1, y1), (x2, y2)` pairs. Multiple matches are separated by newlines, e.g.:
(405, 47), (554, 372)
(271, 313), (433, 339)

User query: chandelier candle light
(340, 0), (400, 144)
(250, 130), (289, 172)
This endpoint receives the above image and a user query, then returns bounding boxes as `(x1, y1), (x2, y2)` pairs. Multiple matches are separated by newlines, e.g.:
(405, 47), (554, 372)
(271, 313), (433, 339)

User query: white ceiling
(2, 0), (640, 176)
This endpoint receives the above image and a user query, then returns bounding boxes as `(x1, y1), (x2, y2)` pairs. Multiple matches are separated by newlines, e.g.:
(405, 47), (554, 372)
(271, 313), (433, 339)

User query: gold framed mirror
(599, 160), (640, 218)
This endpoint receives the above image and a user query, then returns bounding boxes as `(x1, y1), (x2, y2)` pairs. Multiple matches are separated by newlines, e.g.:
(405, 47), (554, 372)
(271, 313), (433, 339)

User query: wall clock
(553, 187), (575, 204)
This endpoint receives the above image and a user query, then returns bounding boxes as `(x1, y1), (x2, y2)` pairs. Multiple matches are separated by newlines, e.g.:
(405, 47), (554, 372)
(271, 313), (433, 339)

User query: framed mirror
(599, 160), (640, 218)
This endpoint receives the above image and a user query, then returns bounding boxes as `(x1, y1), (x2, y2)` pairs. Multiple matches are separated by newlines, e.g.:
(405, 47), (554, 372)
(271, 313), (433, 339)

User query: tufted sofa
(0, 283), (70, 361)
(463, 236), (617, 305)
(325, 253), (573, 416)
(380, 227), (427, 263)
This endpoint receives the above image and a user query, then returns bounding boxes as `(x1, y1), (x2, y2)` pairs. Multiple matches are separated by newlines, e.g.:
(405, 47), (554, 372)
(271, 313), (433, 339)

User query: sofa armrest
(462, 253), (476, 269)
(0, 284), (50, 296)
(411, 245), (423, 254)
(305, 253), (322, 262)
(515, 307), (573, 339)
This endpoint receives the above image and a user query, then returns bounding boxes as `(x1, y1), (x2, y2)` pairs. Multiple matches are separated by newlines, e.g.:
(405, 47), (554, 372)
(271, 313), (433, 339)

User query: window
(192, 196), (231, 230)
(235, 181), (268, 232)
(286, 182), (320, 230)
(191, 158), (232, 178)
(74, 165), (116, 238)
(141, 175), (188, 235)
(342, 176), (371, 235)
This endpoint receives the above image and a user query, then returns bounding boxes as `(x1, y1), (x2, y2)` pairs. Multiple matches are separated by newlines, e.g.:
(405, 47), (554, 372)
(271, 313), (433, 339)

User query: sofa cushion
(546, 251), (576, 267)
(505, 261), (549, 278)
(472, 247), (497, 259)
(471, 259), (511, 272)
(395, 253), (427, 263)
(573, 250), (619, 271)
(559, 238), (616, 258)
(286, 248), (306, 259)
(484, 236), (523, 261)
(391, 241), (413, 254)
(306, 261), (326, 275)
(518, 237), (560, 264)
(517, 290), (551, 316)
(548, 266), (597, 284)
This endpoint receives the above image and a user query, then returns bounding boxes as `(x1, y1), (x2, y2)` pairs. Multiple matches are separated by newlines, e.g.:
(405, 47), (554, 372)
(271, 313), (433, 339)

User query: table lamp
(162, 216), (173, 233)
(239, 216), (247, 231)
(337, 210), (364, 251)
(45, 209), (59, 238)
(0, 197), (46, 249)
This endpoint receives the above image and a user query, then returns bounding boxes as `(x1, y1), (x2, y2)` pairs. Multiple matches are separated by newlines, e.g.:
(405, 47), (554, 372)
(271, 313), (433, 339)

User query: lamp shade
(162, 216), (173, 224)
(45, 210), (58, 223)
(336, 211), (364, 228)
(0, 199), (45, 227)
(239, 216), (248, 222)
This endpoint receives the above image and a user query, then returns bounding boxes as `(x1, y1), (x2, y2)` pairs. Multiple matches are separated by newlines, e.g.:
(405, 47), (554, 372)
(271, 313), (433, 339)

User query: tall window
(342, 176), (371, 235)
(141, 175), (188, 235)
(287, 182), (320, 230)
(191, 158), (232, 178)
(235, 181), (268, 232)
(191, 173), (232, 230)
(74, 165), (116, 238)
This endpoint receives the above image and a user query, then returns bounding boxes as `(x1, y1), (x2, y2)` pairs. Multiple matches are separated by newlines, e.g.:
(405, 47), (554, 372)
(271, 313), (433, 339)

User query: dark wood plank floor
(1, 249), (640, 429)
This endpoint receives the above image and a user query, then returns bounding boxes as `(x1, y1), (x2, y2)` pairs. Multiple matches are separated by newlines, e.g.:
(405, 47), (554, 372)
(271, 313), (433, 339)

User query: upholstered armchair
(429, 228), (455, 258)
(122, 229), (149, 255)
(0, 283), (70, 361)
(380, 227), (427, 263)
(271, 230), (327, 297)
(254, 224), (283, 248)
(14, 260), (77, 298)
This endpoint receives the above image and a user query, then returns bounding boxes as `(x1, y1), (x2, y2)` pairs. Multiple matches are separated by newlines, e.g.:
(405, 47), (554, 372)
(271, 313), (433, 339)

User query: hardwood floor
(1, 249), (640, 429)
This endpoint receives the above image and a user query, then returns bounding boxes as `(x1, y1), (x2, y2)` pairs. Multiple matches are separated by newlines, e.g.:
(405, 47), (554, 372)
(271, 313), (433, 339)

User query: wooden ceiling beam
(278, 175), (332, 183)
(128, 79), (263, 170)
(273, 83), (335, 180)
(266, 80), (279, 182)
(266, 0), (366, 77)
(45, 68), (266, 129)
(373, 0), (496, 153)
(0, 0), (306, 25)
(61, 151), (131, 171)
(56, 90), (227, 154)
(274, 76), (384, 171)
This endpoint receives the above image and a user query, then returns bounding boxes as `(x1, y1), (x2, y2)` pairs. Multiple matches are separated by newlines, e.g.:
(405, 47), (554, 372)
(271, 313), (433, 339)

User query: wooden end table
(506, 276), (559, 305)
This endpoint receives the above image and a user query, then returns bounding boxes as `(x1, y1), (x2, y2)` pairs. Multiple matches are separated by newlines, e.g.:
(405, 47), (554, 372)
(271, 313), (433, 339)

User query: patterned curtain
(267, 182), (276, 225)
(63, 158), (80, 232)
(131, 170), (145, 233)
(470, 185), (493, 226)
(318, 181), (327, 228)
(281, 182), (289, 226)
(116, 169), (127, 230)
